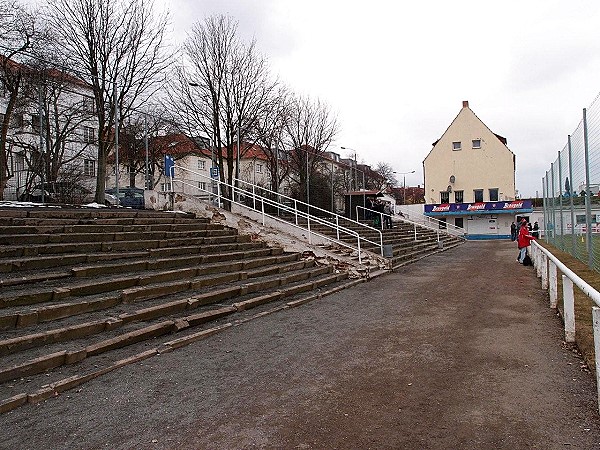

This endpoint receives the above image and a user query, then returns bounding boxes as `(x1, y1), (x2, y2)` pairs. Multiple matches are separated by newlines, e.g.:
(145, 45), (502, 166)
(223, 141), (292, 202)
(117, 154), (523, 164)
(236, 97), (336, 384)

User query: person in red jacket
(517, 219), (535, 263)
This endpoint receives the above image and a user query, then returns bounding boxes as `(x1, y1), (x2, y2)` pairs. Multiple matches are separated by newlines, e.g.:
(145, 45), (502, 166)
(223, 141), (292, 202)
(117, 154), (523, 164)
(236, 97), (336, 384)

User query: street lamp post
(399, 170), (416, 205)
(341, 146), (367, 218)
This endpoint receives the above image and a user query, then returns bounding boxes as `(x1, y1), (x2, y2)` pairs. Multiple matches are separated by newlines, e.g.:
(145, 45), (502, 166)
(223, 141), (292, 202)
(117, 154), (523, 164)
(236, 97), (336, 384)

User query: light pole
(399, 170), (416, 205)
(341, 146), (367, 217)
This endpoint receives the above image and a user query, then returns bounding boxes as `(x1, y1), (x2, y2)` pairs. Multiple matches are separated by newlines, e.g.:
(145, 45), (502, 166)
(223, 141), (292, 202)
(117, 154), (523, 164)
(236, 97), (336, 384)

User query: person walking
(510, 222), (517, 241)
(517, 219), (535, 264)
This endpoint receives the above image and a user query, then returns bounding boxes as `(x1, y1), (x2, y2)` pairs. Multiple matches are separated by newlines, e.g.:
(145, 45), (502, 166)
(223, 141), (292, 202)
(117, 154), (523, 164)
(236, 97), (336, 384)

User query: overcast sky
(47, 0), (600, 198)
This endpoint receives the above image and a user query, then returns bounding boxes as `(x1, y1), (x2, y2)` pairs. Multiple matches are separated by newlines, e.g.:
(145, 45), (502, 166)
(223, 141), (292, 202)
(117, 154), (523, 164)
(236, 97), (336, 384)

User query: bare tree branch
(45, 0), (172, 203)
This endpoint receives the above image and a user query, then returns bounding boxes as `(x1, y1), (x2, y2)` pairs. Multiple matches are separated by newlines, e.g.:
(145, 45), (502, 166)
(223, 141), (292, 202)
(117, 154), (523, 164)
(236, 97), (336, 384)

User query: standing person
(383, 201), (393, 229)
(373, 200), (383, 228)
(366, 197), (375, 220)
(532, 221), (539, 238)
(510, 222), (517, 241)
(517, 219), (535, 264)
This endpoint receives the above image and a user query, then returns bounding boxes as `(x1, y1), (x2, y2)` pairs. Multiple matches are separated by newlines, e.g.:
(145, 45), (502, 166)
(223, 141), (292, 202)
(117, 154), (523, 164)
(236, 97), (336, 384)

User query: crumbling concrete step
(0, 294), (122, 330)
(6, 208), (197, 220)
(0, 231), (245, 261)
(149, 242), (276, 258)
(0, 270), (72, 288)
(0, 215), (203, 226)
(0, 250), (150, 274)
(0, 222), (221, 235)
(0, 228), (239, 246)
(0, 262), (328, 350)
(0, 239), (263, 274)
(0, 270), (347, 384)
(0, 248), (290, 310)
(71, 250), (300, 279)
(390, 242), (458, 269)
(0, 274), (361, 413)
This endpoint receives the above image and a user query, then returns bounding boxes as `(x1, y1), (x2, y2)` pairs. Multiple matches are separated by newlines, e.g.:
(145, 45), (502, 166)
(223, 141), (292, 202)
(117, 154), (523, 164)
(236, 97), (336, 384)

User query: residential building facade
(1, 62), (99, 202)
(423, 101), (531, 239)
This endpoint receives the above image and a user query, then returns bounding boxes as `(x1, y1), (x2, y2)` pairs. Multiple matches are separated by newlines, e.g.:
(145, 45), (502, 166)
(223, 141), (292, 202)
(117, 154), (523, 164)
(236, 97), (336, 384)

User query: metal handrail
(531, 240), (600, 307)
(529, 240), (600, 413)
(232, 176), (384, 256)
(170, 166), (374, 263)
(396, 206), (467, 238)
(357, 205), (443, 243)
(355, 205), (393, 230)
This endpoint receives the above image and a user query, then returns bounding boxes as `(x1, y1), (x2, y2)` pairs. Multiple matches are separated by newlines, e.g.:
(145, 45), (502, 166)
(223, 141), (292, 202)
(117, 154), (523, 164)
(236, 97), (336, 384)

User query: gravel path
(1, 240), (600, 449)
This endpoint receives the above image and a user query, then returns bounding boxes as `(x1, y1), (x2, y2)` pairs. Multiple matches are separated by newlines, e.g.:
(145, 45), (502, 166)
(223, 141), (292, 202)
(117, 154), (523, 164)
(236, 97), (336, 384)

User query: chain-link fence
(543, 92), (600, 271)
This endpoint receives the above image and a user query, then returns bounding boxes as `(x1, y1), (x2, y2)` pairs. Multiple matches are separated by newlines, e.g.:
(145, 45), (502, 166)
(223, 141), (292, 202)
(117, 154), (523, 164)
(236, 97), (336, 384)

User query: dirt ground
(1, 240), (600, 449)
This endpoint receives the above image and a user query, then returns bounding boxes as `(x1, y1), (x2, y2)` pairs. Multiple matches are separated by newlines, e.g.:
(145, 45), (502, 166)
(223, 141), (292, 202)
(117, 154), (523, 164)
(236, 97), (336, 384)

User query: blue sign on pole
(164, 154), (175, 178)
(210, 167), (219, 179)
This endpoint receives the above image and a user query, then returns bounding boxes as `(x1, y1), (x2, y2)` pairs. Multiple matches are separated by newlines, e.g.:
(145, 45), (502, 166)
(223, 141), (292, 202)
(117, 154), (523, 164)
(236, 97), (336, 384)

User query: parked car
(83, 191), (119, 206)
(19, 182), (91, 204)
(105, 187), (145, 209)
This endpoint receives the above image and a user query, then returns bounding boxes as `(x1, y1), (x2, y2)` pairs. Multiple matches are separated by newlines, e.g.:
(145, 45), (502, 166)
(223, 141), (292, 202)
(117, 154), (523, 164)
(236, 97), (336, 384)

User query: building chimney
(462, 100), (469, 108)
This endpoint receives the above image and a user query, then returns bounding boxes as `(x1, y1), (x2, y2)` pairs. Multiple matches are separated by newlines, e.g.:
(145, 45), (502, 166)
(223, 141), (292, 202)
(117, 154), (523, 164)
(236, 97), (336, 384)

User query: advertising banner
(424, 200), (533, 215)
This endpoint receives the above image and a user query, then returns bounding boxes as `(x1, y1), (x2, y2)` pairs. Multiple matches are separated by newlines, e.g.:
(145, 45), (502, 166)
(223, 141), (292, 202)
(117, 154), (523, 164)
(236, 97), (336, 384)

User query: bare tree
(0, 0), (38, 199)
(252, 86), (292, 193)
(224, 35), (277, 185)
(45, 0), (171, 203)
(285, 95), (338, 204)
(167, 15), (278, 208)
(116, 111), (173, 189)
(374, 162), (398, 187)
(12, 67), (98, 192)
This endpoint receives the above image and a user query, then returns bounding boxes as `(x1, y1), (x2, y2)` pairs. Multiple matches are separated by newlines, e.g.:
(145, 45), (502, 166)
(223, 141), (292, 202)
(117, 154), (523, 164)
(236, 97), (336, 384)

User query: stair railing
(231, 176), (384, 257)
(396, 207), (467, 238)
(356, 205), (443, 244)
(169, 166), (386, 263)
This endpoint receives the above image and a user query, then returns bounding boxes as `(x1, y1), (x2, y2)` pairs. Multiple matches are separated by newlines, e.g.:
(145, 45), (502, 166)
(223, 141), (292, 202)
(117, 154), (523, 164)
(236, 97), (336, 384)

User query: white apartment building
(1, 64), (98, 201)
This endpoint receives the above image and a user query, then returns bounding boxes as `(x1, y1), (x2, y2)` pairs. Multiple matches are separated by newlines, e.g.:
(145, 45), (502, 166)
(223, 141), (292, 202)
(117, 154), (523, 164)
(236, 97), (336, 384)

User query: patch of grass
(538, 241), (599, 373)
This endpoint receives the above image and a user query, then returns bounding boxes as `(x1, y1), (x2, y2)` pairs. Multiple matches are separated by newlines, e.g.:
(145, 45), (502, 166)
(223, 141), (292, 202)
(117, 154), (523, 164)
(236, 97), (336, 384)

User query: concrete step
(0, 246), (288, 309)
(390, 240), (463, 269)
(0, 207), (201, 223)
(0, 268), (346, 383)
(0, 274), (361, 413)
(0, 206), (361, 414)
(0, 228), (240, 245)
(0, 237), (261, 274)
(0, 222), (220, 235)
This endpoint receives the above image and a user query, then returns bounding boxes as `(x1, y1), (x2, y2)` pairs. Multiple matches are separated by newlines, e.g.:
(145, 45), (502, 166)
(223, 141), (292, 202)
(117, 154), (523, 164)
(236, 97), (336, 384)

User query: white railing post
(549, 261), (558, 308)
(592, 307), (600, 414)
(294, 199), (298, 225)
(336, 215), (340, 240)
(535, 246), (542, 278)
(307, 214), (312, 244)
(217, 180), (221, 207)
(261, 198), (265, 226)
(541, 253), (549, 290)
(562, 275), (575, 343)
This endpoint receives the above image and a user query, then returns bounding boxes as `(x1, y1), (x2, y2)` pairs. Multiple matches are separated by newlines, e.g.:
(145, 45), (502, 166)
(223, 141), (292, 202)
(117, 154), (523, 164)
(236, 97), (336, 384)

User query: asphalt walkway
(1, 240), (600, 449)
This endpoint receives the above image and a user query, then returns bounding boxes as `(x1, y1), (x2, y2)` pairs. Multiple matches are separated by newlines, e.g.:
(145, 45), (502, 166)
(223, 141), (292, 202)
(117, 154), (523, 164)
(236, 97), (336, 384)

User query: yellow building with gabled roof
(423, 101), (531, 239)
